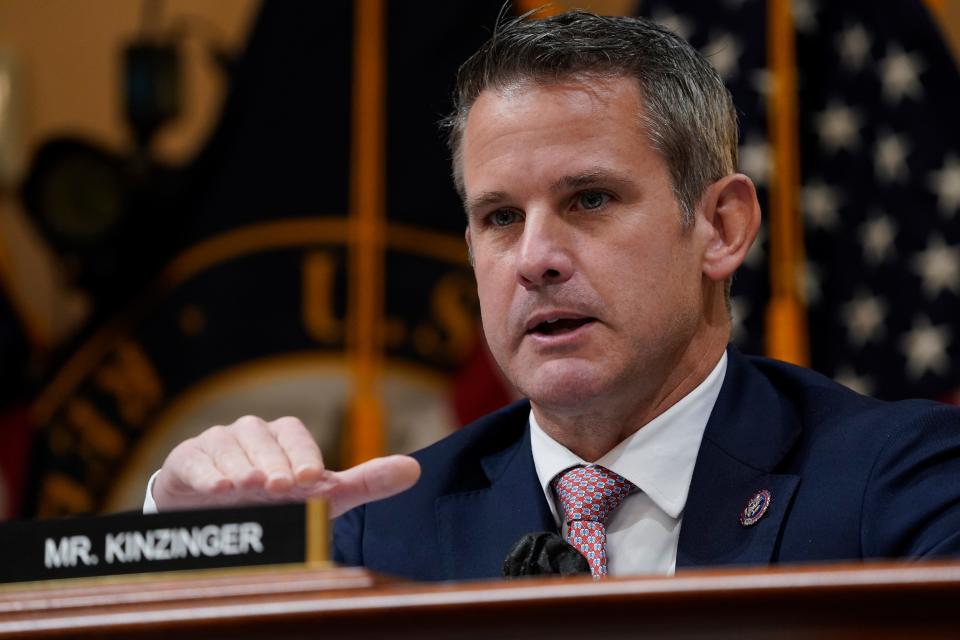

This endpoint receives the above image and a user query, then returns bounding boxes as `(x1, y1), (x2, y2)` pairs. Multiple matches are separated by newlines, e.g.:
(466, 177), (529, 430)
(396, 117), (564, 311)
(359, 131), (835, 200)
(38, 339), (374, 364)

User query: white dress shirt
(529, 351), (727, 576)
(143, 472), (159, 513)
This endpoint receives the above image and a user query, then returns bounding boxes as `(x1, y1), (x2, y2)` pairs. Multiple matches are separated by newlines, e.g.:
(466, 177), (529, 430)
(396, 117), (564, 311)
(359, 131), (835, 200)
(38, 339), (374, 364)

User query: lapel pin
(739, 489), (771, 527)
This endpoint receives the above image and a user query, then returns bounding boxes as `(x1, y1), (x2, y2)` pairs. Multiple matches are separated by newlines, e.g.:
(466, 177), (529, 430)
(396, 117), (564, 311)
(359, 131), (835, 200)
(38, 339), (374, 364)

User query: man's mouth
(527, 316), (596, 336)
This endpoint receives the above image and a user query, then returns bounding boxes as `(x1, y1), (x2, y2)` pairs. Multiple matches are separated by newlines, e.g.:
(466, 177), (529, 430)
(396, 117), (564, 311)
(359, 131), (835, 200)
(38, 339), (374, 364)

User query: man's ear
(698, 173), (761, 282)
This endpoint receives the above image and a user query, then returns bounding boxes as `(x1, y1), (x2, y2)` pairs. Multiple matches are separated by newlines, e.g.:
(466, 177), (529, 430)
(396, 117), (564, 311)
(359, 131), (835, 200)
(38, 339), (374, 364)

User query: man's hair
(443, 10), (739, 227)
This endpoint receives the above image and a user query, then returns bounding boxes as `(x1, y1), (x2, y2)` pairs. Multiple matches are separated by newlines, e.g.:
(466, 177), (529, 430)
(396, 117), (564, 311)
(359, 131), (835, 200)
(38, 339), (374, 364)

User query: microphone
(502, 531), (590, 578)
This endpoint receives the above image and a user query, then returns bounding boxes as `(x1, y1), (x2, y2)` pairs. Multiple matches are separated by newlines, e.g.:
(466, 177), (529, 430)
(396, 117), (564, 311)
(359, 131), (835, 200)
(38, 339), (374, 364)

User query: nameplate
(0, 501), (327, 584)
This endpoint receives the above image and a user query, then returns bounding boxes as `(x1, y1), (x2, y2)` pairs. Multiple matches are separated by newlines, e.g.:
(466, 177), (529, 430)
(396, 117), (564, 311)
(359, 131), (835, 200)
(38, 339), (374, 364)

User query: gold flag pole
(346, 0), (387, 466)
(764, 0), (809, 366)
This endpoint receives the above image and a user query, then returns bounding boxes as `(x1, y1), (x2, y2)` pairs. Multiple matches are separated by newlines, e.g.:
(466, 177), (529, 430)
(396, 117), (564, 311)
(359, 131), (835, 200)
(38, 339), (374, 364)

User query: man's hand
(151, 416), (421, 518)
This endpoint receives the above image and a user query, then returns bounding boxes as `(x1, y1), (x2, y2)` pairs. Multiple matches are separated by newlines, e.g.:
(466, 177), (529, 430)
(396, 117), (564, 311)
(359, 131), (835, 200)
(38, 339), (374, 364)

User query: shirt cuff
(143, 470), (161, 514)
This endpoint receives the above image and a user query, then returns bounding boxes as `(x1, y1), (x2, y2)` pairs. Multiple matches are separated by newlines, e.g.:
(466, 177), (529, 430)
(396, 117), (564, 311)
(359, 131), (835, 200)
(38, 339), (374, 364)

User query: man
(147, 11), (960, 581)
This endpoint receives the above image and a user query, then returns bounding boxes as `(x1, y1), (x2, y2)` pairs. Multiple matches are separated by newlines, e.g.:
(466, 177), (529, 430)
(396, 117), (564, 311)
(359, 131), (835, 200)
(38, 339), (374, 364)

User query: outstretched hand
(151, 415), (421, 518)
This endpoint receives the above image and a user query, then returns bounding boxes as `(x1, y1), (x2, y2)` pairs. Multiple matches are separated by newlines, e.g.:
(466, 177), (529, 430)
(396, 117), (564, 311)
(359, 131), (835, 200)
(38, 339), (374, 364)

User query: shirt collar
(530, 351), (727, 522)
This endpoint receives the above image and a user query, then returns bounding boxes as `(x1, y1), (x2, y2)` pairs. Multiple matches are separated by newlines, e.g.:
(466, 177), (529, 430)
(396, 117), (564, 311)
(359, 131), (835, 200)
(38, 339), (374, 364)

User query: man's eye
(490, 209), (520, 226)
(577, 191), (610, 210)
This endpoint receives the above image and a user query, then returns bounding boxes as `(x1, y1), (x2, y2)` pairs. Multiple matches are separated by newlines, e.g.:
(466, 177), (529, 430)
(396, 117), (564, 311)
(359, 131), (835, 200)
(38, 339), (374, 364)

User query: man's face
(462, 77), (712, 414)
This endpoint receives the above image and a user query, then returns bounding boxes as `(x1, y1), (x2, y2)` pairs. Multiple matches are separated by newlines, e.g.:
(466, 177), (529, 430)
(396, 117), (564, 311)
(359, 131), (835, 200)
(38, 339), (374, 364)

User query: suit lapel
(677, 348), (801, 569)
(435, 421), (556, 580)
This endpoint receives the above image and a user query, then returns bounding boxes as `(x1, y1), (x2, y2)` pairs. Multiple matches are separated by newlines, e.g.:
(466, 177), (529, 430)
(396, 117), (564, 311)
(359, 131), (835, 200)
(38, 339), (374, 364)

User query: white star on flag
(879, 43), (925, 103)
(651, 9), (694, 40)
(927, 154), (960, 218)
(900, 316), (952, 380)
(874, 131), (910, 183)
(833, 366), (875, 396)
(841, 292), (887, 346)
(815, 101), (863, 154)
(739, 134), (772, 186)
(792, 0), (818, 34)
(801, 180), (842, 230)
(837, 23), (872, 72)
(911, 235), (960, 299)
(859, 213), (898, 266)
(703, 32), (743, 80)
(750, 69), (772, 99)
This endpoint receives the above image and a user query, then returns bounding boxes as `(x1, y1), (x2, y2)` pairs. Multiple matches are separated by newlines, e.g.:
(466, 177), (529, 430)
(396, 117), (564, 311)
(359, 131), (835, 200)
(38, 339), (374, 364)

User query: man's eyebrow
(465, 170), (634, 217)
(465, 191), (508, 218)
(550, 169), (631, 192)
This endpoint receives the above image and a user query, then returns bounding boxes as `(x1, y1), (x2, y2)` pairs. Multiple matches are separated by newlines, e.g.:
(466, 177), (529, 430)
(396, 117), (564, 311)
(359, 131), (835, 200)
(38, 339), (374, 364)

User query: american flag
(636, 0), (960, 401)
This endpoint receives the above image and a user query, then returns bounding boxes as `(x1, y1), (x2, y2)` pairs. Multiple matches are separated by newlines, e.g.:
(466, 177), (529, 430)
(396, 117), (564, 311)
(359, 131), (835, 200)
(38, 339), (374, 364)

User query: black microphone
(502, 532), (590, 578)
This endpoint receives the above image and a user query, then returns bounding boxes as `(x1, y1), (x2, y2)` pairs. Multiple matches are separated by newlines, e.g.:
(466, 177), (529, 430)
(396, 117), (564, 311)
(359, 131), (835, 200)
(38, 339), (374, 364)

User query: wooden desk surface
(2, 560), (959, 638)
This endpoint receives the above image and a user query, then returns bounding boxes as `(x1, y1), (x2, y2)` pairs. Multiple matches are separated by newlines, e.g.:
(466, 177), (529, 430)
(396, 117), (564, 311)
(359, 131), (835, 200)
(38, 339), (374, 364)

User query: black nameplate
(0, 503), (308, 584)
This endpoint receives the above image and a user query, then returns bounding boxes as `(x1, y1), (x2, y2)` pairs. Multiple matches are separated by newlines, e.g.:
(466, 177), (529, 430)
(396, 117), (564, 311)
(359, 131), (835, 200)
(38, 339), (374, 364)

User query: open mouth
(529, 317), (596, 336)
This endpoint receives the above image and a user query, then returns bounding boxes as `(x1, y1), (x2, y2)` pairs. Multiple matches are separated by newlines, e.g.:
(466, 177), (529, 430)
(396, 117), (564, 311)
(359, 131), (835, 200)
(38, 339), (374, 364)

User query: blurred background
(0, 0), (957, 519)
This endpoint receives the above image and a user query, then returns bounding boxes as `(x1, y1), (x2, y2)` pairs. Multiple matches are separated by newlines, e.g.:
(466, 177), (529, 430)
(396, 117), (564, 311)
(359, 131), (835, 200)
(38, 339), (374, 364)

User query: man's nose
(516, 213), (574, 289)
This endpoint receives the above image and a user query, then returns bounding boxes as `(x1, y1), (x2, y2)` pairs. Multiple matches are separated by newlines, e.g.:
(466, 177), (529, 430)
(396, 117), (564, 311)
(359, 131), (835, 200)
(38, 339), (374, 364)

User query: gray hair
(442, 10), (739, 227)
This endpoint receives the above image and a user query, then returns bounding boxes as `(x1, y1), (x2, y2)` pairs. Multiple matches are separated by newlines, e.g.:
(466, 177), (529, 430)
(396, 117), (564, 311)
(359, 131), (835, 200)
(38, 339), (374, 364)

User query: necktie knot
(551, 465), (636, 577)
(552, 464), (635, 523)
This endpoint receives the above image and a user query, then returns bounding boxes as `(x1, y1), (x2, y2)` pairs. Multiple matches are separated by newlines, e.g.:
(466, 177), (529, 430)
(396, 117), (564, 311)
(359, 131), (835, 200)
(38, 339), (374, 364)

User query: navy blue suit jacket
(333, 348), (960, 581)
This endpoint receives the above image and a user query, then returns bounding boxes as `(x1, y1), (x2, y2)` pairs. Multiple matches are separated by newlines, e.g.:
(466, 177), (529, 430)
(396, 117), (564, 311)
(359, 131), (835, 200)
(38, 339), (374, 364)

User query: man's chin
(516, 364), (608, 410)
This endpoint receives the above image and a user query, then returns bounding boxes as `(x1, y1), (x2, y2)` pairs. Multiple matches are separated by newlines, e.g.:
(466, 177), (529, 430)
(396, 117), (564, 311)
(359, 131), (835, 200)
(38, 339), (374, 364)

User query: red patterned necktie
(551, 465), (636, 578)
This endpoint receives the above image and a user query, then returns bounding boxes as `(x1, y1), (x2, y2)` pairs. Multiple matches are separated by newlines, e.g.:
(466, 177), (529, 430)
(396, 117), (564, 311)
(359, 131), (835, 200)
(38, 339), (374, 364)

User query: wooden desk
(2, 561), (958, 638)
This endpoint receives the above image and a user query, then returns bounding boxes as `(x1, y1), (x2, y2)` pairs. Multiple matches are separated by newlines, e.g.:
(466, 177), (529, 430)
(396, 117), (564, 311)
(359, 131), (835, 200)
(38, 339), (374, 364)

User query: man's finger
(319, 455), (421, 518)
(178, 451), (235, 496)
(154, 440), (234, 510)
(267, 416), (325, 486)
(231, 416), (297, 493)
(197, 425), (266, 490)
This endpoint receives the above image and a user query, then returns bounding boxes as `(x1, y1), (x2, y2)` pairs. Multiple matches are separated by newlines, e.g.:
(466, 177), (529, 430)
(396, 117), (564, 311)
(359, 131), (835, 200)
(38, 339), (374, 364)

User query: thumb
(314, 455), (421, 518)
